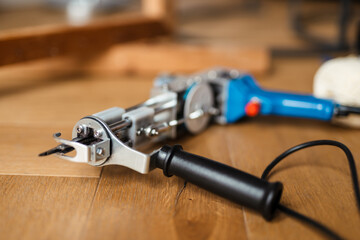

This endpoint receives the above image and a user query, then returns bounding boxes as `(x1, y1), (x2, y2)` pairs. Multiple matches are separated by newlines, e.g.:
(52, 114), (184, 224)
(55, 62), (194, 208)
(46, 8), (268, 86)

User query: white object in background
(66, 0), (99, 26)
(314, 56), (360, 128)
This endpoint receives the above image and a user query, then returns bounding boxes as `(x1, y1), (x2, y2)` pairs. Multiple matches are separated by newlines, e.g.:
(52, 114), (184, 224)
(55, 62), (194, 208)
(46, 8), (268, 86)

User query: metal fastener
(94, 130), (102, 138)
(76, 125), (84, 134)
(96, 148), (105, 157)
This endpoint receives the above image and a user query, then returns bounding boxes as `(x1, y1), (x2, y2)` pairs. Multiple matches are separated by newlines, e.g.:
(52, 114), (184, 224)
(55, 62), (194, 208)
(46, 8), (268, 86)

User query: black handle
(153, 145), (283, 220)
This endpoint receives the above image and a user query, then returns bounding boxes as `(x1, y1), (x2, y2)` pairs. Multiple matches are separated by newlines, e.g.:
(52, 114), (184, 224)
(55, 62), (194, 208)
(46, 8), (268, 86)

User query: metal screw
(136, 128), (144, 136)
(76, 125), (84, 134)
(162, 84), (169, 90)
(94, 130), (102, 138)
(150, 128), (159, 136)
(194, 76), (202, 83)
(96, 148), (105, 157)
(208, 107), (220, 116)
(208, 70), (217, 79)
(230, 69), (240, 78)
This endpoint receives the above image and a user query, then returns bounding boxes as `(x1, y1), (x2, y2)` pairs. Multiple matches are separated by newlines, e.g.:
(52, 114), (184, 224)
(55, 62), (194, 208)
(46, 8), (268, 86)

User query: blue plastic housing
(225, 75), (335, 123)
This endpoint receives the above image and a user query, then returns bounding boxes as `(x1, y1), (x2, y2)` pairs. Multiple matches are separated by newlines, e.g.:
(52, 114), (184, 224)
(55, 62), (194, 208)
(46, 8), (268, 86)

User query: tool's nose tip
(38, 135), (99, 158)
(38, 147), (61, 157)
(38, 152), (47, 157)
(38, 151), (53, 157)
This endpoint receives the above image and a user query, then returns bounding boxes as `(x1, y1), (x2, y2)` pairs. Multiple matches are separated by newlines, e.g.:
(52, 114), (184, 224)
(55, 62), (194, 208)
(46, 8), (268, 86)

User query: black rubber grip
(154, 145), (283, 220)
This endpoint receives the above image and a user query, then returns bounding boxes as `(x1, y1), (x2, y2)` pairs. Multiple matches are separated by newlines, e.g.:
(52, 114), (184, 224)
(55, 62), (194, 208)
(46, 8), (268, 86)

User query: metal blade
(38, 136), (98, 157)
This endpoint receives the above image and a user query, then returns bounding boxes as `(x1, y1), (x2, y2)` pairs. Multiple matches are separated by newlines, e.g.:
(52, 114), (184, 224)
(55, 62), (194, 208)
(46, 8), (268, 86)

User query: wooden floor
(1, 1), (360, 240)
(1, 57), (360, 240)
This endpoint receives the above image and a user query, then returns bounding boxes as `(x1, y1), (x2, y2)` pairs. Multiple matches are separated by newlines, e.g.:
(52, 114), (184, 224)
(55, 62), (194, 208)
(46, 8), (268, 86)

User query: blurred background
(1, 2), (360, 240)
(0, 0), (359, 54)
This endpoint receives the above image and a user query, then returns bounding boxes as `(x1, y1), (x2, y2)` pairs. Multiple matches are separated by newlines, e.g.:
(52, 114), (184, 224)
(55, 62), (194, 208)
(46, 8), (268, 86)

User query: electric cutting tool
(39, 68), (360, 220)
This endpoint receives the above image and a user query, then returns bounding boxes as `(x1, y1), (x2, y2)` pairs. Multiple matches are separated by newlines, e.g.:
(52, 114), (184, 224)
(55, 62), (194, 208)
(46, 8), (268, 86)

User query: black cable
(277, 204), (342, 240)
(261, 140), (360, 240)
(336, 105), (360, 117)
(344, 106), (360, 115)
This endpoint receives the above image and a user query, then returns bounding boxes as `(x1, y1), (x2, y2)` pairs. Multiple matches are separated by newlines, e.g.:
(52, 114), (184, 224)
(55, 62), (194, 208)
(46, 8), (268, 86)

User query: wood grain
(85, 42), (269, 75)
(81, 167), (184, 240)
(0, 74), (153, 127)
(81, 127), (248, 240)
(0, 75), (152, 176)
(0, 15), (169, 66)
(0, 42), (270, 77)
(0, 57), (359, 240)
(0, 175), (99, 240)
(0, 126), (101, 177)
(0, 1), (360, 239)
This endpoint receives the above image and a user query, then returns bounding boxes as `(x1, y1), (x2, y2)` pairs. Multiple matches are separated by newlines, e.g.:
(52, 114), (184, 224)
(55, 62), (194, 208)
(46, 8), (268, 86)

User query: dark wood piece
(0, 16), (170, 66)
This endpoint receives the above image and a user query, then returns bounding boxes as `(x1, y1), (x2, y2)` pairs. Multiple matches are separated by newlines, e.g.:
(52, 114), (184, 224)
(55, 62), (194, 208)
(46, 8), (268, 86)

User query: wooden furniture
(0, 0), (174, 67)
(0, 0), (269, 75)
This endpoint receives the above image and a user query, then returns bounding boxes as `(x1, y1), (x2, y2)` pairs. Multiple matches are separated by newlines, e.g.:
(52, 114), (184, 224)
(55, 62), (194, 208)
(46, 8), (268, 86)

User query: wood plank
(81, 127), (248, 240)
(84, 43), (269, 75)
(172, 126), (249, 240)
(0, 74), (153, 128)
(1, 56), (359, 240)
(0, 1), (359, 238)
(1, 57), (359, 239)
(0, 46), (268, 177)
(0, 15), (169, 66)
(0, 126), (101, 177)
(0, 175), (99, 240)
(81, 167), (183, 240)
(77, 57), (360, 240)
(0, 74), (152, 176)
(0, 42), (269, 77)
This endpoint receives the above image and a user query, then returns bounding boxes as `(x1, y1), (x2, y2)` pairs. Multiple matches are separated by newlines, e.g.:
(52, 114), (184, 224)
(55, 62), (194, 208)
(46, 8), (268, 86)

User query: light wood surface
(85, 42), (269, 75)
(1, 1), (360, 239)
(0, 42), (270, 77)
(1, 57), (360, 240)
(0, 74), (152, 177)
(0, 176), (99, 239)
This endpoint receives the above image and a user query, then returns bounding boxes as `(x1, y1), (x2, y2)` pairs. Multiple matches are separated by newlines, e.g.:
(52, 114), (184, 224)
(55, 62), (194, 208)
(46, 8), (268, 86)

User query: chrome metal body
(45, 68), (238, 173)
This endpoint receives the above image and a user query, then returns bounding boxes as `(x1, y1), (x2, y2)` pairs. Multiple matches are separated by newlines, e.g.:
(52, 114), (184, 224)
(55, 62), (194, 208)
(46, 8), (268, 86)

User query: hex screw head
(94, 130), (102, 138)
(76, 125), (84, 134)
(96, 148), (105, 157)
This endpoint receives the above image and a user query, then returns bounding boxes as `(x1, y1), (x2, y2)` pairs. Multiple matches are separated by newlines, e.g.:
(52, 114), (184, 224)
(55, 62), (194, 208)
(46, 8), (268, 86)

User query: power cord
(335, 105), (360, 117)
(261, 140), (360, 240)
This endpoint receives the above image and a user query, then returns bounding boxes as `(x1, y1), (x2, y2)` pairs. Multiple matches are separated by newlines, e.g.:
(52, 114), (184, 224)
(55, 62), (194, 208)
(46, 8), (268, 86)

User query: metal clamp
(53, 132), (110, 165)
(85, 116), (152, 174)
